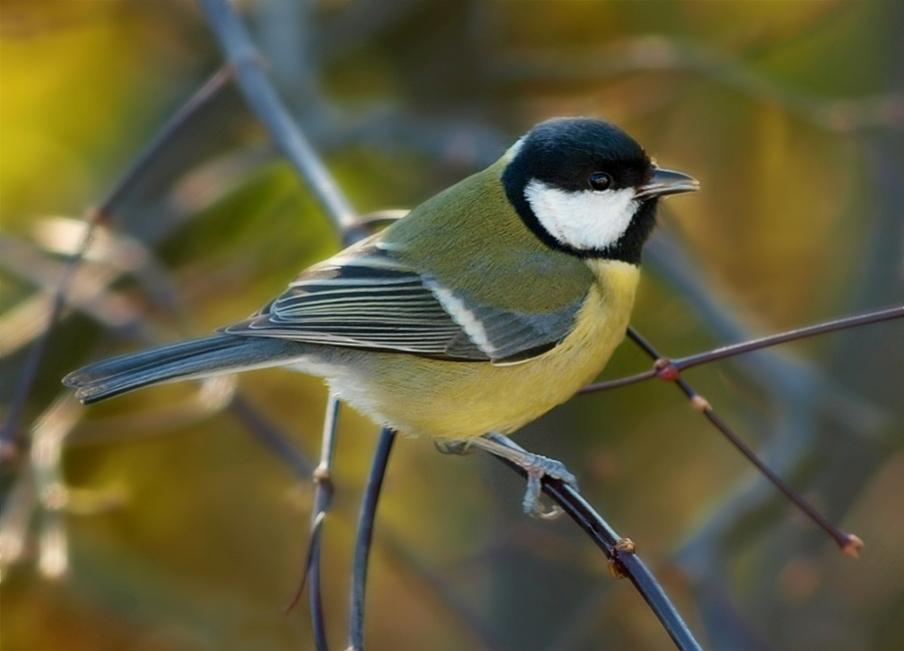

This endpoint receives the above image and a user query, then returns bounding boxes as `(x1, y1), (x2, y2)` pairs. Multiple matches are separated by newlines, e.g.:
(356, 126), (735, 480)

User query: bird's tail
(63, 334), (307, 404)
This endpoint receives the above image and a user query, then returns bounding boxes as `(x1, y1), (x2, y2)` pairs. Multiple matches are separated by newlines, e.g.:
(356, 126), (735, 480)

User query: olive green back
(383, 158), (593, 312)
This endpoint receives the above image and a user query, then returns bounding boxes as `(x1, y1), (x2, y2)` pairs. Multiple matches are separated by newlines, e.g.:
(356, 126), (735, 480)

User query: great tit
(64, 117), (698, 513)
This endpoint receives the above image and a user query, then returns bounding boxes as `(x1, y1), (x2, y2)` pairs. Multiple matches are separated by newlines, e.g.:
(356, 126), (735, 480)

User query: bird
(64, 117), (698, 515)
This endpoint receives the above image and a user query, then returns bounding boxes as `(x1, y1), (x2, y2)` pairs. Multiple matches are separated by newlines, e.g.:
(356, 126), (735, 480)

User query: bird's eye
(588, 172), (613, 191)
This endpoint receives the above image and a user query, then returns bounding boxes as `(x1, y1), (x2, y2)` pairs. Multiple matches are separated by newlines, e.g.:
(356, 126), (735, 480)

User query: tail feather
(63, 334), (306, 404)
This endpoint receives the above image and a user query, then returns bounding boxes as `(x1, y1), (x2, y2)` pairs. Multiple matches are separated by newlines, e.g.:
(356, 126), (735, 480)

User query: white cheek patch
(524, 179), (638, 251)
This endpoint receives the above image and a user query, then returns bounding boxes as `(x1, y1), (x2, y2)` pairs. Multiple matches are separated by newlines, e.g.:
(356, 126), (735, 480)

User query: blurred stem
(490, 37), (903, 132)
(228, 395), (315, 480)
(347, 428), (397, 651)
(199, 0), (360, 235)
(0, 67), (232, 461)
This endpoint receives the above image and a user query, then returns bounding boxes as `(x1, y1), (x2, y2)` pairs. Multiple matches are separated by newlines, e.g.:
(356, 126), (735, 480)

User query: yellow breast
(329, 260), (640, 440)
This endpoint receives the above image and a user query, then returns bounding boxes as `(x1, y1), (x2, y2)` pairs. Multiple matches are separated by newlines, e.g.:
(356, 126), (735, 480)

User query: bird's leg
(469, 432), (577, 519)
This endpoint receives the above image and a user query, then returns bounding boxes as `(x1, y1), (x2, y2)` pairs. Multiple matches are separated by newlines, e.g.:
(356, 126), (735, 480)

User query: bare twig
(199, 0), (359, 237)
(347, 428), (397, 651)
(285, 511), (326, 616)
(228, 394), (315, 479)
(643, 230), (880, 432)
(309, 395), (341, 651)
(484, 434), (702, 651)
(0, 67), (233, 461)
(623, 328), (863, 556)
(577, 368), (658, 394)
(580, 305), (904, 395)
(670, 305), (903, 373)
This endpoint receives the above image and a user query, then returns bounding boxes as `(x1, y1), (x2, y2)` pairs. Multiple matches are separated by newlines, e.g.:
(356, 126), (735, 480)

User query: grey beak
(636, 167), (700, 200)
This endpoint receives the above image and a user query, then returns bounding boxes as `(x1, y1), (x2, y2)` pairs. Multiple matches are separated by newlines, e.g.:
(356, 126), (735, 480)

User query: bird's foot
(469, 433), (578, 519)
(520, 453), (577, 519)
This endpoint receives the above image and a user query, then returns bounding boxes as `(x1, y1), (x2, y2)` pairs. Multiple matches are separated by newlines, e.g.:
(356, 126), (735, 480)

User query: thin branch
(307, 395), (341, 651)
(581, 305), (904, 395)
(347, 428), (397, 651)
(0, 67), (233, 460)
(578, 369), (657, 394)
(198, 0), (360, 236)
(643, 231), (879, 432)
(624, 328), (863, 556)
(285, 511), (326, 615)
(673, 304), (903, 372)
(228, 395), (315, 479)
(484, 435), (702, 651)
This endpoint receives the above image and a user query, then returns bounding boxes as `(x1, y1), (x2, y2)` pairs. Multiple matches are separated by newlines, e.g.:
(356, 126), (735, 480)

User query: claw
(521, 454), (577, 519)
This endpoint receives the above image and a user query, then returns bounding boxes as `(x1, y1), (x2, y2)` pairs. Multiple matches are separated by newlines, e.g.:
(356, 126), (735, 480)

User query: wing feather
(224, 240), (584, 363)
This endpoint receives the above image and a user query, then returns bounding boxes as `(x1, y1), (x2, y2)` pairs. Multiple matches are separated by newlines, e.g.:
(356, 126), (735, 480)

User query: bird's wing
(223, 238), (584, 364)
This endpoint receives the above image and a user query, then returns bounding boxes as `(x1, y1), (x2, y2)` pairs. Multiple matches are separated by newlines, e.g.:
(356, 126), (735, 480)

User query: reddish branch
(581, 305), (904, 395)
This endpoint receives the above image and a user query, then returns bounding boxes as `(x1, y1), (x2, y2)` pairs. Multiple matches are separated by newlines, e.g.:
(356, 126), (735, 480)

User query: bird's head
(502, 117), (698, 264)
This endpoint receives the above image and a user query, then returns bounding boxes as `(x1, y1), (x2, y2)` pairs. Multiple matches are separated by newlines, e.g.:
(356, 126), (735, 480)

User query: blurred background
(1, 1), (902, 649)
